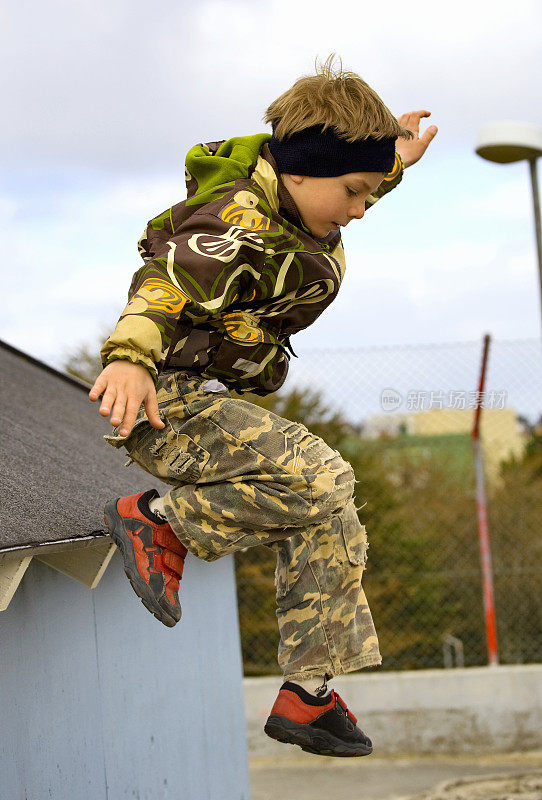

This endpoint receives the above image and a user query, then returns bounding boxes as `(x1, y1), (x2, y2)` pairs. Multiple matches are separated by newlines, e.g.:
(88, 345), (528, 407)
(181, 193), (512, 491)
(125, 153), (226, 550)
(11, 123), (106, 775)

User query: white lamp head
(476, 122), (542, 164)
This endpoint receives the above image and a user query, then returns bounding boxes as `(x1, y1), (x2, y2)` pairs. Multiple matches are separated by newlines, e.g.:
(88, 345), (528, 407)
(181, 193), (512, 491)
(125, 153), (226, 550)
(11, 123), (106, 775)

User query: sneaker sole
(104, 501), (178, 628)
(264, 715), (372, 757)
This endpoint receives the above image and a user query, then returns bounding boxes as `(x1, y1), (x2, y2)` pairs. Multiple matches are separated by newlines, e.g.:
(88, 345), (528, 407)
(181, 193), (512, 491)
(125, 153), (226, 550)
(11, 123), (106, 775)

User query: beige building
(365, 408), (528, 484)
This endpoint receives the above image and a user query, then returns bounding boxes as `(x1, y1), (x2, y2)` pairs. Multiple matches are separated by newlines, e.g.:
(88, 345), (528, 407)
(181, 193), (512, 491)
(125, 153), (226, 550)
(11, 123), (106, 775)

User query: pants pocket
(124, 420), (210, 485)
(277, 420), (333, 467)
(274, 534), (311, 601)
(340, 502), (368, 567)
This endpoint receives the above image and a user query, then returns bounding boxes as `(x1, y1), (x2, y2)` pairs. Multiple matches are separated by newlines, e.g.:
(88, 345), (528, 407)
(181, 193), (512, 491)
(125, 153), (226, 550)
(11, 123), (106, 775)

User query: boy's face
(282, 171), (386, 239)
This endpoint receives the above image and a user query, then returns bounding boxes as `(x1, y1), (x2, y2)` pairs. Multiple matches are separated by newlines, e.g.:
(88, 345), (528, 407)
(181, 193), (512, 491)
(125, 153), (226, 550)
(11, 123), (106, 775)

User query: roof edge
(0, 532), (109, 562)
(0, 338), (93, 392)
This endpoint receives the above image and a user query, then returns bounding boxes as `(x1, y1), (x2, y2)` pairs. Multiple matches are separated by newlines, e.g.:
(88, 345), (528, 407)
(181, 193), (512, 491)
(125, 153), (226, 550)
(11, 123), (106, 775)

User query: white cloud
(1, 174), (187, 365)
(293, 229), (539, 348)
(0, 195), (18, 221)
(1, 0), (541, 367)
(2, 0), (540, 169)
(466, 176), (533, 220)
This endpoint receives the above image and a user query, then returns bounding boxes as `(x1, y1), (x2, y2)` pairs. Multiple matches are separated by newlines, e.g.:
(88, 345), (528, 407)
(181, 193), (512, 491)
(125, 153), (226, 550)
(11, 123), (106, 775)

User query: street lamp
(475, 121), (542, 332)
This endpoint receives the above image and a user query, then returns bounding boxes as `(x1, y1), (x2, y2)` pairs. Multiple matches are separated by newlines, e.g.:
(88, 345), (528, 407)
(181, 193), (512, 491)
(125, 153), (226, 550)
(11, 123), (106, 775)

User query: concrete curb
(245, 664), (542, 757)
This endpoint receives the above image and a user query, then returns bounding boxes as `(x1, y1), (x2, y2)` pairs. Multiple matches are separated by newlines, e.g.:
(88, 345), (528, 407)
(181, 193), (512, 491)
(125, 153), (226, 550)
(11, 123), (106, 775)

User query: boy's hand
(89, 360), (165, 437)
(395, 110), (438, 168)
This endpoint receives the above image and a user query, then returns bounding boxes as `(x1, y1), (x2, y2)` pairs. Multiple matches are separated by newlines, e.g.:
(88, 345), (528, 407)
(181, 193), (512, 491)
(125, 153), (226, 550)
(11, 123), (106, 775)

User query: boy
(90, 57), (436, 757)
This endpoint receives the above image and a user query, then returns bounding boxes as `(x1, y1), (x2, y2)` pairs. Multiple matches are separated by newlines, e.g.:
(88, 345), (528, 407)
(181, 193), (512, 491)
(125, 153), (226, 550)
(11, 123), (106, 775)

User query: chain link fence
(235, 337), (542, 675)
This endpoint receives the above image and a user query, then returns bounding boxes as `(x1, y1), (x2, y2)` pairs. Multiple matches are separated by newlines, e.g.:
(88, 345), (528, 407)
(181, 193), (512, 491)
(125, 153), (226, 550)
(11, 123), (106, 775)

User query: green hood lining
(185, 133), (271, 203)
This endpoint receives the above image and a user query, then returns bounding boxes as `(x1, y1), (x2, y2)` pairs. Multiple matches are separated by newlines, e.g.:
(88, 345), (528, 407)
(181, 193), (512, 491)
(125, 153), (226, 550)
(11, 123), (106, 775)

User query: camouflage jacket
(101, 134), (403, 395)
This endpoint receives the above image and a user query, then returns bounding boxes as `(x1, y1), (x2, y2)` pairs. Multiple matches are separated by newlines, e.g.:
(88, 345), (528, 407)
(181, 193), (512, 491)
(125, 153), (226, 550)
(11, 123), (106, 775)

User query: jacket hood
(184, 133), (271, 206)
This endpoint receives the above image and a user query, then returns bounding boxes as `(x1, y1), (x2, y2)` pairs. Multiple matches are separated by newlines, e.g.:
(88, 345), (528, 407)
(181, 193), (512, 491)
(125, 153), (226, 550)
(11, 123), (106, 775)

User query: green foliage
(63, 344), (102, 384)
(236, 394), (541, 674)
(361, 450), (484, 670)
(488, 433), (542, 663)
(235, 547), (278, 675)
(235, 389), (484, 673)
(61, 329), (110, 384)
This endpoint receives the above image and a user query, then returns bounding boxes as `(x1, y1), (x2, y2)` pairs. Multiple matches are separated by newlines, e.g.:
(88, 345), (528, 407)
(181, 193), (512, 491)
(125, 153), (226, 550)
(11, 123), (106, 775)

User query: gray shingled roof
(1, 340), (167, 554)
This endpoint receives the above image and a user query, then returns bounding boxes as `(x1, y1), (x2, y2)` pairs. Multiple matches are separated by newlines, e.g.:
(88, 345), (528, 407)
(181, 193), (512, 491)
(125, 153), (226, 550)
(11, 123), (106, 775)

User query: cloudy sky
(2, 0), (542, 370)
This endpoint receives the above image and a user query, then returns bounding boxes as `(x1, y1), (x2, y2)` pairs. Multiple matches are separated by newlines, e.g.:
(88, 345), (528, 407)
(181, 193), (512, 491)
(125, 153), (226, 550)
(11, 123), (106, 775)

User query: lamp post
(475, 122), (542, 332)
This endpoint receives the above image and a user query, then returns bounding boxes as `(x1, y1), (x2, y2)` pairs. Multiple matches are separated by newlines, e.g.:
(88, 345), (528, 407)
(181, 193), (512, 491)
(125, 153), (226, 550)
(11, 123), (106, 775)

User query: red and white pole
(471, 333), (499, 666)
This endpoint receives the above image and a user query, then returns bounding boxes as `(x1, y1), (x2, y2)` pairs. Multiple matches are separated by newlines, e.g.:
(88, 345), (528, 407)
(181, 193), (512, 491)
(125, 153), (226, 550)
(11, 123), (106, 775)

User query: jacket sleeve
(100, 206), (268, 382)
(365, 153), (404, 211)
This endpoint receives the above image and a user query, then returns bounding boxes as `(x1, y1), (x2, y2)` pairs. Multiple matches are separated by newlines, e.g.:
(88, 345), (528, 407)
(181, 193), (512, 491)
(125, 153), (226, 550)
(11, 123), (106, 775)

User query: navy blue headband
(268, 124), (396, 176)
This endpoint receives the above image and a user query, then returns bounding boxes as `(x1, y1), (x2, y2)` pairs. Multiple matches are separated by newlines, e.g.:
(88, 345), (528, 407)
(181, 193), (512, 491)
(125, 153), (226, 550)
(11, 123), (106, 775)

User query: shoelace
(332, 690), (358, 724)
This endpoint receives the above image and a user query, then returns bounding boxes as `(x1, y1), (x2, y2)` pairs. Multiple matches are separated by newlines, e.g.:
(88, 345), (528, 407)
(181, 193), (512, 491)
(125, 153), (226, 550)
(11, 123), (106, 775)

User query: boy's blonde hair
(264, 55), (412, 143)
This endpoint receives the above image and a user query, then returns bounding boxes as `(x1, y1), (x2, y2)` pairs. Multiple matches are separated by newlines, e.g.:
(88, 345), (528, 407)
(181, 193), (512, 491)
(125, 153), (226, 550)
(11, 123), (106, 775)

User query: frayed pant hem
(336, 653), (382, 674)
(283, 653), (381, 682)
(281, 667), (335, 683)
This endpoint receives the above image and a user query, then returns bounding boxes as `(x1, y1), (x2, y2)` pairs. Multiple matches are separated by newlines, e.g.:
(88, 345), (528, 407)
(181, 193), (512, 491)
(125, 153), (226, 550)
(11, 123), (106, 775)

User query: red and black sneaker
(104, 489), (187, 627)
(264, 681), (372, 757)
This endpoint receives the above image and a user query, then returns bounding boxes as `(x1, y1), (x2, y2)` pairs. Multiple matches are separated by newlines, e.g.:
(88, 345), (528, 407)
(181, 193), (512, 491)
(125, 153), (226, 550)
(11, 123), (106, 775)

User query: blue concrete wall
(0, 553), (251, 800)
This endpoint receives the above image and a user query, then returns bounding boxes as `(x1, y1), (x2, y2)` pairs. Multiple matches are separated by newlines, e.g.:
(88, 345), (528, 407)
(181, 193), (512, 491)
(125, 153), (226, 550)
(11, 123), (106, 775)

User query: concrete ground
(249, 750), (542, 800)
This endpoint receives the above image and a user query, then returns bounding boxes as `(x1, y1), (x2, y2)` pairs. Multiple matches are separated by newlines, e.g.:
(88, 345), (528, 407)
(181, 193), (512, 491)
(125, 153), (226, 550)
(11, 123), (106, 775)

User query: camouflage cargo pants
(105, 370), (381, 681)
